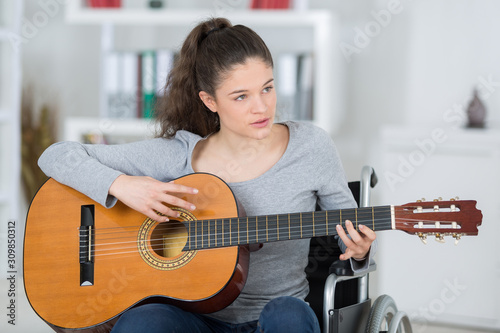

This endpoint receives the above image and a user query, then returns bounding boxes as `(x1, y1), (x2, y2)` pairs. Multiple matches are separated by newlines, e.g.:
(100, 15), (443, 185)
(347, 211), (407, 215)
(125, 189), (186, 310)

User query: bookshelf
(0, 0), (22, 267)
(65, 2), (343, 140)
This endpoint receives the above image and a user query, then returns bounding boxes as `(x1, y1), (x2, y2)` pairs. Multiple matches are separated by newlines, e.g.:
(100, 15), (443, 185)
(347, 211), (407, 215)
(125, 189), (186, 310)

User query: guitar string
(79, 216), (456, 258)
(81, 218), (459, 260)
(88, 207), (457, 241)
(81, 217), (393, 257)
(88, 206), (395, 236)
(83, 211), (457, 244)
(80, 208), (459, 255)
(81, 221), (397, 259)
(85, 208), (393, 241)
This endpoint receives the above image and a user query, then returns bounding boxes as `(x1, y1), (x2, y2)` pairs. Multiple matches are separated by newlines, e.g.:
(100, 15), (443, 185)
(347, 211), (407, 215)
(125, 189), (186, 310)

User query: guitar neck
(183, 205), (394, 250)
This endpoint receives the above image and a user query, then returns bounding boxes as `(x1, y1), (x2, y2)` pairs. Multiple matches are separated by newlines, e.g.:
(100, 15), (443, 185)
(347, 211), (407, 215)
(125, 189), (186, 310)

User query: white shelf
(65, 5), (342, 135)
(65, 117), (158, 143)
(66, 5), (329, 26)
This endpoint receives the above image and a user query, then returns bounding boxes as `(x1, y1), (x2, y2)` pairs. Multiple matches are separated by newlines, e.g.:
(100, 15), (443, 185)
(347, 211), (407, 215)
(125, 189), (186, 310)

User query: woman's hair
(155, 17), (273, 138)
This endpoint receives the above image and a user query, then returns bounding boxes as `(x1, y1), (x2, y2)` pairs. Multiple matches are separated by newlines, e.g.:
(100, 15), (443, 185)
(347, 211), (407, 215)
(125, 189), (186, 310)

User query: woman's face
(200, 57), (277, 141)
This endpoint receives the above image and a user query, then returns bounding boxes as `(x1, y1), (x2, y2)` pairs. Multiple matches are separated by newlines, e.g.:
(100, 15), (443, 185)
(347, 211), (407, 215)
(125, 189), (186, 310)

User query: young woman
(38, 17), (376, 333)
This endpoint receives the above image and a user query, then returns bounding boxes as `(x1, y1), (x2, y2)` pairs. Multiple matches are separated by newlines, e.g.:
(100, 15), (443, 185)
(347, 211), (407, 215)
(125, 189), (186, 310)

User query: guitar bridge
(79, 205), (95, 286)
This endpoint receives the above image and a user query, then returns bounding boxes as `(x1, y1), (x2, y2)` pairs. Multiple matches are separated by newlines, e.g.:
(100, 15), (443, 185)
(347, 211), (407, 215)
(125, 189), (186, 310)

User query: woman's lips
(251, 118), (269, 128)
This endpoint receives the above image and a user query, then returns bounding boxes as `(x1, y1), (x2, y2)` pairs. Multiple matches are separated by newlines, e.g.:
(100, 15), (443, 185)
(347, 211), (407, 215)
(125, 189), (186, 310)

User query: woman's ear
(199, 91), (217, 113)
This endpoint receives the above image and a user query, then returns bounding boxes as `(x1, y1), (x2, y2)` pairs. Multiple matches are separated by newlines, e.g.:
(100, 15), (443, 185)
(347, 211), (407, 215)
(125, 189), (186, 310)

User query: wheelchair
(306, 166), (413, 333)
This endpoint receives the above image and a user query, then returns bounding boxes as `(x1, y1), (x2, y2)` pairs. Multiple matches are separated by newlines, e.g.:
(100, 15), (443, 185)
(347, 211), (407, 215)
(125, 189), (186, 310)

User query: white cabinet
(373, 126), (500, 330)
(64, 2), (342, 141)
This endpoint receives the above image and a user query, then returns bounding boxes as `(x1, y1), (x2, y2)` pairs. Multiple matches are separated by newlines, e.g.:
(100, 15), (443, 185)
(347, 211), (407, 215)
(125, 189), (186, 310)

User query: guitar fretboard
(183, 205), (393, 250)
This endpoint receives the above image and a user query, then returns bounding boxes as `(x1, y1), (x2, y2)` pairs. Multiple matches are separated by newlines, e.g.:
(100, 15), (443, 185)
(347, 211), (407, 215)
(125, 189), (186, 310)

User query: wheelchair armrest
(329, 259), (377, 277)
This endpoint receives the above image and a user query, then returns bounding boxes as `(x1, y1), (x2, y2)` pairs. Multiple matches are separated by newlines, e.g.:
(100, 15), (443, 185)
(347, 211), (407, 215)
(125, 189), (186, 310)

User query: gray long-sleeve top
(38, 121), (376, 324)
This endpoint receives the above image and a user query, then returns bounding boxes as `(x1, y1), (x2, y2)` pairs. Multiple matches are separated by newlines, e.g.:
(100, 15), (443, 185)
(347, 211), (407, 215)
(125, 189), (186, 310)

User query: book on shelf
(141, 50), (156, 119)
(103, 49), (175, 119)
(87, 0), (122, 8)
(250, 0), (291, 9)
(102, 50), (313, 122)
(276, 52), (314, 122)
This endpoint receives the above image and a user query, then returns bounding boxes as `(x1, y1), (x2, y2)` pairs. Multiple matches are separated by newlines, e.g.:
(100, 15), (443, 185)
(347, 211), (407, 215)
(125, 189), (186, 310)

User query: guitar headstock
(393, 198), (482, 244)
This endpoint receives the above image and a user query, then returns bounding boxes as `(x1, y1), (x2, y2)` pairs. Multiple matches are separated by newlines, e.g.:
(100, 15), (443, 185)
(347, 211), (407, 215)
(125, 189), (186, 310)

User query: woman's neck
(192, 123), (289, 183)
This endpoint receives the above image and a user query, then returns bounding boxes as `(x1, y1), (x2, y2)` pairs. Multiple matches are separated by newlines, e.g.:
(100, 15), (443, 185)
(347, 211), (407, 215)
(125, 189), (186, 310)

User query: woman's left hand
(336, 220), (376, 261)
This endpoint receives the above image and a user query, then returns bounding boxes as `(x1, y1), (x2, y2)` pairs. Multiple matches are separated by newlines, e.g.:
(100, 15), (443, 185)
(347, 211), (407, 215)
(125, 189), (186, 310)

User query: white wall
(22, 0), (101, 132)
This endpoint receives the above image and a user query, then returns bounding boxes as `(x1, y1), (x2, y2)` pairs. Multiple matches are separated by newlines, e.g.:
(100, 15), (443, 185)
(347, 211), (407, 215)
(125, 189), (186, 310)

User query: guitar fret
(326, 211), (328, 235)
(372, 207), (375, 231)
(188, 206), (393, 250)
(355, 209), (358, 230)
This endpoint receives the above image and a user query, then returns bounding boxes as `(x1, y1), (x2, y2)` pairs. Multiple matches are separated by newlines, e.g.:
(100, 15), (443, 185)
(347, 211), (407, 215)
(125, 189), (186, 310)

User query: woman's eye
(236, 95), (246, 101)
(263, 86), (274, 93)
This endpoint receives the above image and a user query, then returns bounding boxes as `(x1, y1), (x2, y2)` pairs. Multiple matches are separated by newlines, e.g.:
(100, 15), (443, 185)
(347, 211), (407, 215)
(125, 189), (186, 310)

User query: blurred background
(1, 0), (499, 332)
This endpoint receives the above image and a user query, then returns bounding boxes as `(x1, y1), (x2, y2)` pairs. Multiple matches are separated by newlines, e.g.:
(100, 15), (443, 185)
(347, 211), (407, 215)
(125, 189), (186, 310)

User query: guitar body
(24, 173), (249, 331)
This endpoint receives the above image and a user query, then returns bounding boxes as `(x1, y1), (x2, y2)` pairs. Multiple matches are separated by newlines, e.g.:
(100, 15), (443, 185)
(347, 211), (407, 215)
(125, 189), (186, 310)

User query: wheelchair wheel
(365, 294), (398, 333)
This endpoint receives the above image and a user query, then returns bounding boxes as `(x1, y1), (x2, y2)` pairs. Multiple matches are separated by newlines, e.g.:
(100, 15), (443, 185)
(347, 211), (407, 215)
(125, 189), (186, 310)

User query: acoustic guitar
(23, 173), (482, 332)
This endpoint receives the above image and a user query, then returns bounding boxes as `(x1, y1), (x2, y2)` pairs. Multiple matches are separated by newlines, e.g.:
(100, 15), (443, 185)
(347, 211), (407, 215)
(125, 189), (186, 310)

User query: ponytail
(155, 17), (273, 138)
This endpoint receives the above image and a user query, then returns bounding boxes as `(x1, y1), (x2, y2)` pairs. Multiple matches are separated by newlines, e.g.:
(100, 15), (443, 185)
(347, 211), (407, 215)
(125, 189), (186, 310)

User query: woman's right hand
(109, 175), (198, 222)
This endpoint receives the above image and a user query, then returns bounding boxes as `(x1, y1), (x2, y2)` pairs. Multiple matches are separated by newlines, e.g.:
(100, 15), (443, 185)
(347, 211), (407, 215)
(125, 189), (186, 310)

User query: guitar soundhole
(150, 220), (188, 258)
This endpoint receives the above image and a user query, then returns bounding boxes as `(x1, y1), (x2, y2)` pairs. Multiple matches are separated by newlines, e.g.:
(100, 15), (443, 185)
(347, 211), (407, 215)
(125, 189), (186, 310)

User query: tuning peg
(418, 233), (427, 245)
(435, 234), (445, 243)
(433, 197), (443, 202)
(453, 234), (461, 245)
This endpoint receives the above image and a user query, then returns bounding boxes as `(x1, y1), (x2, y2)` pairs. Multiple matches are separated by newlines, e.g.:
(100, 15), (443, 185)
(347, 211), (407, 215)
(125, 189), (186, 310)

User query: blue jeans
(110, 296), (320, 333)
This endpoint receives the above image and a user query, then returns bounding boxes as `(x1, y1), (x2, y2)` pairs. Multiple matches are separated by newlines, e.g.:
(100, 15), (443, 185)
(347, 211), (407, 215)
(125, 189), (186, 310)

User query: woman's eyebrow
(228, 78), (274, 96)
